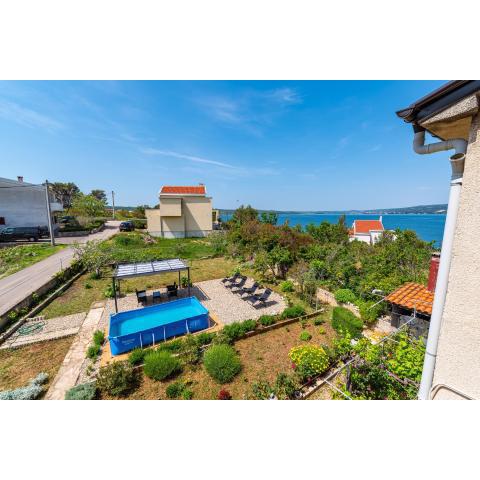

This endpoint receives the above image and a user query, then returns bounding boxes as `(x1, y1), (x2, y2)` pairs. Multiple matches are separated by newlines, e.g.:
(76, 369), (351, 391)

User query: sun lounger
(239, 282), (259, 298)
(230, 276), (248, 292)
(226, 275), (246, 290)
(221, 272), (240, 285)
(247, 288), (272, 308)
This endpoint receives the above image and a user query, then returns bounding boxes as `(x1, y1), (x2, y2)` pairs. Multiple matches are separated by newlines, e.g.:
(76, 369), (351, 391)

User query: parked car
(0, 226), (42, 242)
(119, 221), (135, 232)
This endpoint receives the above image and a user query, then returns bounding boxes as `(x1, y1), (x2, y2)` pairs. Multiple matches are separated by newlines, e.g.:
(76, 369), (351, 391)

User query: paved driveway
(0, 221), (120, 318)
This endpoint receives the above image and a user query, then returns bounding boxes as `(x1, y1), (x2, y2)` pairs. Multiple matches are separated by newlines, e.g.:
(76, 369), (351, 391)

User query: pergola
(111, 259), (190, 312)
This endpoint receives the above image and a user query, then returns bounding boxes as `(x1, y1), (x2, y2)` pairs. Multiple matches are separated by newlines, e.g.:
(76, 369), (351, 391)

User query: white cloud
(0, 99), (63, 132)
(140, 148), (236, 169)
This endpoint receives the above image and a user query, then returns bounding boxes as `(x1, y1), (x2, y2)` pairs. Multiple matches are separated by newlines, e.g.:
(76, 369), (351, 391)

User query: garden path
(45, 307), (104, 400)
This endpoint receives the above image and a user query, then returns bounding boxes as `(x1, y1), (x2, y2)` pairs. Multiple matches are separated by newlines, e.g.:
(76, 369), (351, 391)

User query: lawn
(121, 309), (334, 400)
(0, 244), (65, 279)
(101, 233), (218, 262)
(40, 256), (238, 319)
(0, 336), (73, 393)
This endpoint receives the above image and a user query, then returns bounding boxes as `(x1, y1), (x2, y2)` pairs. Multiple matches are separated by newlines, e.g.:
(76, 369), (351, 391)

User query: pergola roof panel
(114, 259), (189, 279)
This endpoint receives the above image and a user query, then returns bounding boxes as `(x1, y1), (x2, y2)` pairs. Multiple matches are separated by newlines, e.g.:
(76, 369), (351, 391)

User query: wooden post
(112, 277), (118, 313)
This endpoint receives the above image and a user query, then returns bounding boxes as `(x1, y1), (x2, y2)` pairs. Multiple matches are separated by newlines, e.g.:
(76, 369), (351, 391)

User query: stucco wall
(432, 111), (480, 399)
(183, 196), (212, 233)
(146, 208), (161, 235)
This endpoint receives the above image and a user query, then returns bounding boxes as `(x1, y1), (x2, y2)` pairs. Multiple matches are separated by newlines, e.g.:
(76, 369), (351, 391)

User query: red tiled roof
(354, 219), (384, 234)
(161, 185), (206, 195)
(385, 282), (434, 316)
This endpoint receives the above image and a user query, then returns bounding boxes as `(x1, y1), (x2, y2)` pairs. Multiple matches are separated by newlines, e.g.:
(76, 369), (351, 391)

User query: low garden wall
(316, 287), (360, 318)
(57, 223), (105, 237)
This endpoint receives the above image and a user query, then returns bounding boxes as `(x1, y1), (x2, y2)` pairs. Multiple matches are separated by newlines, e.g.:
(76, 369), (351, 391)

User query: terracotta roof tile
(354, 219), (384, 234)
(385, 282), (434, 315)
(161, 185), (206, 195)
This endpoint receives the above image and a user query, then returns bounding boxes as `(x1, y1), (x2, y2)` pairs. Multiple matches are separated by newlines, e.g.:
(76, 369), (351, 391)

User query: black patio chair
(231, 276), (249, 293)
(136, 289), (147, 305)
(239, 282), (259, 299)
(247, 288), (273, 308)
(167, 282), (178, 297)
(226, 275), (246, 290)
(221, 272), (240, 286)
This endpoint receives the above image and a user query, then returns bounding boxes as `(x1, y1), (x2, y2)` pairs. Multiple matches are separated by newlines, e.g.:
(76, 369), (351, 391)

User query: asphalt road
(0, 221), (120, 318)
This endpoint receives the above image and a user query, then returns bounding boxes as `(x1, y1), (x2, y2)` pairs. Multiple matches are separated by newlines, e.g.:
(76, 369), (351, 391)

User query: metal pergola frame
(111, 259), (190, 313)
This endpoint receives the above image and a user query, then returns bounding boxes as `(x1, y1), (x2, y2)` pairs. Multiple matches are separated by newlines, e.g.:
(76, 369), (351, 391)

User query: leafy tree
(49, 182), (81, 210)
(72, 240), (112, 276)
(230, 205), (258, 226)
(90, 189), (108, 204)
(132, 205), (149, 218)
(72, 193), (107, 217)
(260, 211), (278, 225)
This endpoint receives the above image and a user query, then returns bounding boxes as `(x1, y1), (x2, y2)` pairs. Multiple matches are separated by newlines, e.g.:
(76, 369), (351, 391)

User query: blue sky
(0, 80), (450, 210)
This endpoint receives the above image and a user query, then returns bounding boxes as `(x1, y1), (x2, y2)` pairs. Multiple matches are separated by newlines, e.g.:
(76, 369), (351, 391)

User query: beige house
(146, 185), (213, 238)
(397, 80), (480, 399)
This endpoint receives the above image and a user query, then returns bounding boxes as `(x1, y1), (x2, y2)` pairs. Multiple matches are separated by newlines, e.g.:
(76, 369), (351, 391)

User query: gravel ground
(99, 277), (286, 328)
(1, 312), (86, 349)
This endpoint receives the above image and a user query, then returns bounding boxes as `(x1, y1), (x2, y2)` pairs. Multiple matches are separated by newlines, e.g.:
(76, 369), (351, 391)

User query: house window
(0, 217), (5, 225)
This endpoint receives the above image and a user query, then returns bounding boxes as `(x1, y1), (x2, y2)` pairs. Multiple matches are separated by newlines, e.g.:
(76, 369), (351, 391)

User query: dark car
(119, 221), (135, 232)
(0, 226), (42, 242)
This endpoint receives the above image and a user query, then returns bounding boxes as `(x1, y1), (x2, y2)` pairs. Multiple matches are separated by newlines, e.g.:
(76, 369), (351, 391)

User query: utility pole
(44, 180), (55, 246)
(111, 190), (116, 219)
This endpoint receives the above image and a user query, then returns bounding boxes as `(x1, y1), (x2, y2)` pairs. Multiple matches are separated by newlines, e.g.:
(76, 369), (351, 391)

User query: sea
(219, 212), (446, 247)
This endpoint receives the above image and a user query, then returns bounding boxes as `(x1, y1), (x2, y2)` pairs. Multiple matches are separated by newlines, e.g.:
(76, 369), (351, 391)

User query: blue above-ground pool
(108, 297), (209, 355)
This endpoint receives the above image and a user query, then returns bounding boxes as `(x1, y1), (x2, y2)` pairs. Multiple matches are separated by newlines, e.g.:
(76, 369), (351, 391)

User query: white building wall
(0, 178), (62, 228)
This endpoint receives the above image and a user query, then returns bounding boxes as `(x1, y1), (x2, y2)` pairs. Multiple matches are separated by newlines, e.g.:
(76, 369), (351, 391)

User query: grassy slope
(0, 336), (73, 392)
(0, 244), (65, 279)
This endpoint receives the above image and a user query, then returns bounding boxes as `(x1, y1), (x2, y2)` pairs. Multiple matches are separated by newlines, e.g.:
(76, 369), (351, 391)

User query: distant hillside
(219, 204), (448, 215)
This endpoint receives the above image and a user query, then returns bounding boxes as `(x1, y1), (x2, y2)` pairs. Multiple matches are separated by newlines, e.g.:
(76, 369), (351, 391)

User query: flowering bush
(289, 344), (329, 380)
(218, 389), (232, 400)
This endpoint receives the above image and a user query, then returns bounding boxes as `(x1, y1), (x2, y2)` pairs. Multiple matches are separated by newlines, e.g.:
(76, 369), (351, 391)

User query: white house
(348, 217), (385, 244)
(0, 176), (63, 229)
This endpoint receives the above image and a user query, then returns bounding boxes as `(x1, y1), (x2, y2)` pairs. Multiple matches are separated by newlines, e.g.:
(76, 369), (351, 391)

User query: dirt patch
(0, 336), (74, 392)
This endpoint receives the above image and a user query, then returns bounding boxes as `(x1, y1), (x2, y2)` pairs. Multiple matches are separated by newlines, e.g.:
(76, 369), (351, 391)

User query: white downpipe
(418, 177), (462, 399)
(413, 127), (467, 400)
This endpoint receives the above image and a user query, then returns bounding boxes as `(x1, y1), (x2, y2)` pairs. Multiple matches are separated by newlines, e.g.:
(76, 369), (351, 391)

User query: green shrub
(144, 351), (181, 381)
(128, 348), (147, 366)
(258, 315), (276, 327)
(157, 338), (184, 353)
(86, 344), (101, 360)
(180, 335), (202, 365)
(313, 317), (325, 326)
(358, 300), (385, 326)
(166, 381), (185, 399)
(85, 282), (92, 289)
(195, 332), (215, 346)
(334, 288), (357, 304)
(104, 285), (114, 298)
(93, 330), (105, 346)
(222, 319), (257, 342)
(280, 280), (294, 292)
(299, 331), (312, 341)
(318, 327), (326, 335)
(281, 305), (306, 319)
(331, 307), (364, 338)
(89, 271), (101, 280)
(203, 344), (241, 383)
(96, 362), (138, 397)
(65, 382), (97, 400)
(182, 389), (193, 400)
